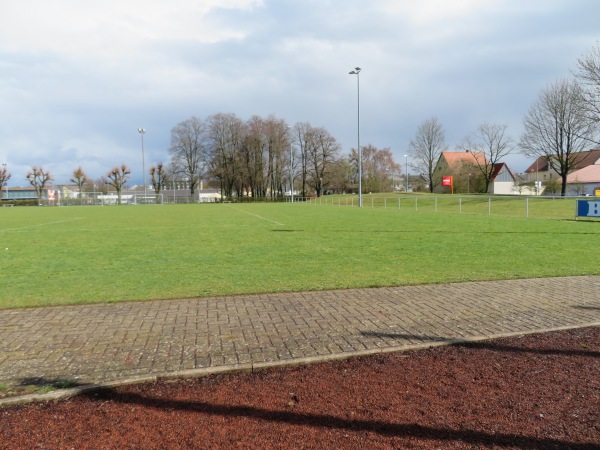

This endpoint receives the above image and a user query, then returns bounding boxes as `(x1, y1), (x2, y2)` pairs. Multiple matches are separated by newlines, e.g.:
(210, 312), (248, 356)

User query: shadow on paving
(572, 305), (600, 312)
(17, 377), (88, 391)
(83, 389), (598, 450)
(359, 332), (600, 358)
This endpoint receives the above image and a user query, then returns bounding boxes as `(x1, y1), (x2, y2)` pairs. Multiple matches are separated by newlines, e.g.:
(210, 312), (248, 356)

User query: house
(433, 151), (515, 194)
(565, 165), (600, 196)
(1, 186), (38, 201)
(524, 149), (600, 183)
(523, 149), (600, 195)
(161, 188), (222, 203)
(489, 163), (516, 195)
(197, 189), (222, 203)
(1, 186), (64, 204)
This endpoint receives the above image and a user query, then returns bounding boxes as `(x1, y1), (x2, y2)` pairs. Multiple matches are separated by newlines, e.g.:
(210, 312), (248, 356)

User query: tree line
(1, 114), (401, 202)
(166, 113), (399, 200)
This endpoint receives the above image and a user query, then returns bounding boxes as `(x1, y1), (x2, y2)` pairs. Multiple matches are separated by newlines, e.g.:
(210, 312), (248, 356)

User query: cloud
(1, 0), (599, 185)
(0, 1), (264, 56)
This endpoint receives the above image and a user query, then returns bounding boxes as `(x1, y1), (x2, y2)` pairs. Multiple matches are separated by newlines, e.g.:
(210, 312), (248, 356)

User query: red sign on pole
(442, 176), (454, 194)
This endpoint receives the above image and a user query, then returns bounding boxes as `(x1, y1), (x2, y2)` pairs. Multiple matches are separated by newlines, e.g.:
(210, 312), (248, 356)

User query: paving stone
(0, 276), (599, 391)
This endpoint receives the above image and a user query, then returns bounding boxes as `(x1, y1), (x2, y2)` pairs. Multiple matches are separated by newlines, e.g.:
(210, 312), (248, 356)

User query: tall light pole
(404, 154), (408, 193)
(137, 128), (147, 201)
(349, 67), (362, 207)
(287, 125), (294, 203)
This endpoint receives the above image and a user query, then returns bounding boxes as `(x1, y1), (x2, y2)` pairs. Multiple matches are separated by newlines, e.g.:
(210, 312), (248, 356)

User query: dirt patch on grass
(1, 327), (598, 449)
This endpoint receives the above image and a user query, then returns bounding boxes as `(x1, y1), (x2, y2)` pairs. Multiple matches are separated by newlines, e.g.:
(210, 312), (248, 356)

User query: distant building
(433, 151), (515, 194)
(489, 162), (516, 195)
(565, 165), (600, 196)
(523, 149), (600, 196)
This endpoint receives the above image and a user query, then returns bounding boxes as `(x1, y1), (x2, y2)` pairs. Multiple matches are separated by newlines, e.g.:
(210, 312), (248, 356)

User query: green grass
(1, 201), (599, 309)
(319, 193), (581, 220)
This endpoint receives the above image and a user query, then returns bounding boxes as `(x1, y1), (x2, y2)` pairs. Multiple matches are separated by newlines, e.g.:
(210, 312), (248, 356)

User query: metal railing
(306, 194), (592, 221)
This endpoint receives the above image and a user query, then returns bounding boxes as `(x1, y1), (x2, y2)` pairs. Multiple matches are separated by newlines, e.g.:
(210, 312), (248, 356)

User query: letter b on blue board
(578, 200), (600, 217)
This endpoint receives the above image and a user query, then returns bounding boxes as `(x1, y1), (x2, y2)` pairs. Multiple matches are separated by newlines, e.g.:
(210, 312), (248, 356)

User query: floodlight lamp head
(138, 128), (146, 134)
(355, 67), (361, 72)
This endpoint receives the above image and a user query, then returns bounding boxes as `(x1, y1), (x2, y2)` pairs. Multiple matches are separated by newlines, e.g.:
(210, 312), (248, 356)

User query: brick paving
(1, 276), (599, 399)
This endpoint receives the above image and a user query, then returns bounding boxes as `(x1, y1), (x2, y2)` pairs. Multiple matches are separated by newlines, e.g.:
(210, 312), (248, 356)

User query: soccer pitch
(1, 202), (599, 308)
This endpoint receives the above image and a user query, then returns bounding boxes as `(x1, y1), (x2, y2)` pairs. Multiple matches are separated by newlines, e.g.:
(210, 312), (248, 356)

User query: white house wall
(491, 181), (515, 195)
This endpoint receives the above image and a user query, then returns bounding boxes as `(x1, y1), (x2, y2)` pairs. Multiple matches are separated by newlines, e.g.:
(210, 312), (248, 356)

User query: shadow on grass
(82, 388), (597, 450)
(360, 331), (600, 358)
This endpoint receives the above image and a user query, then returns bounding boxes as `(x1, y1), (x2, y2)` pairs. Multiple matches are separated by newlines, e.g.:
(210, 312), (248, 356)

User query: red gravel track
(1, 326), (599, 449)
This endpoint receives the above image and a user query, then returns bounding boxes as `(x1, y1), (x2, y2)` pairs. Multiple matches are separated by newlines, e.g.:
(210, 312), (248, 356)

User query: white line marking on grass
(0, 217), (86, 233)
(226, 205), (284, 226)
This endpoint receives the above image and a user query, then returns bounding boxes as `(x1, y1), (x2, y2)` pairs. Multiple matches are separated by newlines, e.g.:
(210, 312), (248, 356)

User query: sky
(1, 0), (599, 186)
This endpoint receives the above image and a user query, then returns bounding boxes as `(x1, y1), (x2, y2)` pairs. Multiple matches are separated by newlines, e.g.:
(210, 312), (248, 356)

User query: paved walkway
(1, 276), (600, 404)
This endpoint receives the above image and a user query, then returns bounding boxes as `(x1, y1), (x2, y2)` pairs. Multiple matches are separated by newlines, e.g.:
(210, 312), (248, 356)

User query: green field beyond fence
(0, 200), (598, 308)
(312, 194), (585, 220)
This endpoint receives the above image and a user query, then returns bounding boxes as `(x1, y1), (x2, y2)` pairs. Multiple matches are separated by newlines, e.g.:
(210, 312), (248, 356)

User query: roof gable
(492, 162), (515, 181)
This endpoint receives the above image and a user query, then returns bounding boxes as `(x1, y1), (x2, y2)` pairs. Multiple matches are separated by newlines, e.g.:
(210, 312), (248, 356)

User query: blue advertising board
(576, 199), (600, 218)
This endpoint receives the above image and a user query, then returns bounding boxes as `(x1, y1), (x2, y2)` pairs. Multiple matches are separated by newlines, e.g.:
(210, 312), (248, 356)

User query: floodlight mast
(138, 128), (147, 202)
(348, 67), (362, 207)
(287, 125), (294, 203)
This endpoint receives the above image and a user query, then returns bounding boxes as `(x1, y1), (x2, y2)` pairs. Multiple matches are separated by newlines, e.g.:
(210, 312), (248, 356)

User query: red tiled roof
(441, 151), (487, 167)
(566, 165), (600, 184)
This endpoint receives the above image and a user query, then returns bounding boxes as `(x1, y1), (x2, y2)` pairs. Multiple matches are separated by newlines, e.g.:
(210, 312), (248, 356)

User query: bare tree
(459, 123), (515, 193)
(409, 117), (447, 193)
(575, 42), (600, 125)
(26, 166), (53, 203)
(350, 145), (400, 193)
(520, 78), (597, 196)
(328, 157), (355, 194)
(206, 113), (244, 199)
(293, 122), (312, 197)
(305, 127), (341, 197)
(263, 115), (288, 199)
(103, 164), (130, 204)
(0, 165), (10, 201)
(240, 116), (266, 198)
(169, 117), (206, 196)
(70, 166), (88, 204)
(150, 163), (168, 202)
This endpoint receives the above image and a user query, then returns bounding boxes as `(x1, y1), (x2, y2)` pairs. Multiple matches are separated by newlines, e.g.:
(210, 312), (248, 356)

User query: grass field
(315, 193), (581, 220)
(1, 200), (599, 309)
